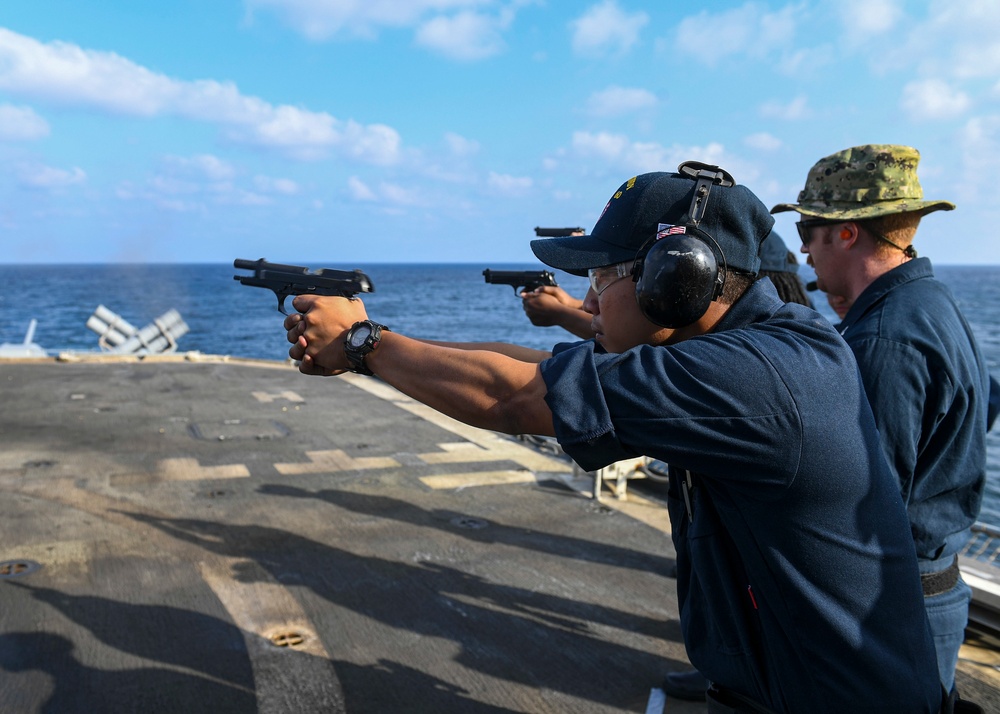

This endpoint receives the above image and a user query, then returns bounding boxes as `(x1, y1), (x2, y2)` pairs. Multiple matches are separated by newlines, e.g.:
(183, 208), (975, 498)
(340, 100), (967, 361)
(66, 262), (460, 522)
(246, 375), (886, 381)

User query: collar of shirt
(709, 276), (787, 333)
(838, 257), (934, 338)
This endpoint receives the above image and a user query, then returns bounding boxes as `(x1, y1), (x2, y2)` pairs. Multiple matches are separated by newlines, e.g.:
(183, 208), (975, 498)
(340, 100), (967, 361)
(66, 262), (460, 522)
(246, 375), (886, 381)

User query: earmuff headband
(678, 161), (735, 228)
(631, 162), (736, 328)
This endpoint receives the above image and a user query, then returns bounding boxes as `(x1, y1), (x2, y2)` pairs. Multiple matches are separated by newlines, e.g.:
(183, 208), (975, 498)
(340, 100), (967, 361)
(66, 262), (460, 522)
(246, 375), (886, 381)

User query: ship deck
(0, 355), (998, 712)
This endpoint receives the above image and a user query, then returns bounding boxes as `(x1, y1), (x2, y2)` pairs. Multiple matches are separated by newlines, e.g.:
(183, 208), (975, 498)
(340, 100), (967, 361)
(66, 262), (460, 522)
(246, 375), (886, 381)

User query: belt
(921, 557), (960, 597)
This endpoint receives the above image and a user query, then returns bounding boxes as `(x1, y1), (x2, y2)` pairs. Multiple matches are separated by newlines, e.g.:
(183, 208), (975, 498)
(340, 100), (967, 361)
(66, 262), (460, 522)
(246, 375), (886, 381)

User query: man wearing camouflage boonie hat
(773, 145), (990, 700)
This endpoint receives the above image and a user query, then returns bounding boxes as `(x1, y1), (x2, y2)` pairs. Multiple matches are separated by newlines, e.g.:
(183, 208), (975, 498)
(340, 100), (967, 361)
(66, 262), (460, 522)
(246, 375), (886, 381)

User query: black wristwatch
(344, 320), (389, 375)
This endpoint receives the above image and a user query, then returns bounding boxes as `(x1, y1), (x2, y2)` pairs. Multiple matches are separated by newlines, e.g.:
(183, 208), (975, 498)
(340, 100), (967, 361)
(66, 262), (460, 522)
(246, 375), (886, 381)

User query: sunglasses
(795, 218), (842, 246)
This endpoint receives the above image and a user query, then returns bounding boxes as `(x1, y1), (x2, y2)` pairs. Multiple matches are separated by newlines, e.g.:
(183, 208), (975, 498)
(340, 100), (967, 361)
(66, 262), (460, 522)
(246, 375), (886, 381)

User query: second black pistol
(483, 269), (558, 295)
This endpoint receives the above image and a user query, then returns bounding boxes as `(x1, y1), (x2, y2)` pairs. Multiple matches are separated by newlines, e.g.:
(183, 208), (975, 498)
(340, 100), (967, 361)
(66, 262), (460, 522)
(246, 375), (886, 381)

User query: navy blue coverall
(837, 257), (990, 691)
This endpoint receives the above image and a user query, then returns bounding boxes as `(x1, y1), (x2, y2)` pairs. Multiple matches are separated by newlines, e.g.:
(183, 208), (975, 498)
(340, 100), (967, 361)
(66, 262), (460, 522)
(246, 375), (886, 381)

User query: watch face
(348, 324), (372, 348)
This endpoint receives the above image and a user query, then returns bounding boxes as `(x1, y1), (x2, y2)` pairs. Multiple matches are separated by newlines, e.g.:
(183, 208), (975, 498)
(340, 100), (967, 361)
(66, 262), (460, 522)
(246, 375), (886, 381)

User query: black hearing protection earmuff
(632, 161), (734, 328)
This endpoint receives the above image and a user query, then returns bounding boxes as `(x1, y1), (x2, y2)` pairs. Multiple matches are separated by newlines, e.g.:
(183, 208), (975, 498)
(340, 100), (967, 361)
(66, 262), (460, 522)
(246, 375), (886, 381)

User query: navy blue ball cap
(530, 170), (774, 276)
(758, 230), (798, 273)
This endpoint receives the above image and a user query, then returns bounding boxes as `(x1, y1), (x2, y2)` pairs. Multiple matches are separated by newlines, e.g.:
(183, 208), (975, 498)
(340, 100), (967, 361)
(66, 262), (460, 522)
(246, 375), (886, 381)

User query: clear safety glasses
(587, 261), (632, 296)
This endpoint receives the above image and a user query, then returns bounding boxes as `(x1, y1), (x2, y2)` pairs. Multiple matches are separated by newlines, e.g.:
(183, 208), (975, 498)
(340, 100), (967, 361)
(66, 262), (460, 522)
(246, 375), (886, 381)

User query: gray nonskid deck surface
(0, 359), (696, 713)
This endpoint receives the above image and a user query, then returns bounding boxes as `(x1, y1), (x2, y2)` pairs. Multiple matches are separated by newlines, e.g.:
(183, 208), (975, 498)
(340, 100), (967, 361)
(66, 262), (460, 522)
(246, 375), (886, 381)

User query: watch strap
(344, 320), (389, 375)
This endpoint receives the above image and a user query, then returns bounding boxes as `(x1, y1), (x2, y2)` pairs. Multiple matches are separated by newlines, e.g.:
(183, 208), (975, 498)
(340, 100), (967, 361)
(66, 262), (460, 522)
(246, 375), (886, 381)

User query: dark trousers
(705, 686), (776, 714)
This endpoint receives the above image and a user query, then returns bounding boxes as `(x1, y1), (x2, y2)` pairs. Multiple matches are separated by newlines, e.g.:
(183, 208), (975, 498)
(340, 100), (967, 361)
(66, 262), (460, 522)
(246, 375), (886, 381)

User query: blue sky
(2, 0), (999, 265)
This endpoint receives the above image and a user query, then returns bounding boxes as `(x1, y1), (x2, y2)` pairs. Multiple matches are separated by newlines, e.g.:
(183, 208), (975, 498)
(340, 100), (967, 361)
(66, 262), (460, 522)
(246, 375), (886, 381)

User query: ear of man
(835, 223), (862, 249)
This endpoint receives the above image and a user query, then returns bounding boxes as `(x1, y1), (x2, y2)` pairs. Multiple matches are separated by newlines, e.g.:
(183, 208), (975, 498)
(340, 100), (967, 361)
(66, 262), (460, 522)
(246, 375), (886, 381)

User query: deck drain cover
(269, 631), (306, 648)
(450, 516), (488, 530)
(0, 560), (41, 578)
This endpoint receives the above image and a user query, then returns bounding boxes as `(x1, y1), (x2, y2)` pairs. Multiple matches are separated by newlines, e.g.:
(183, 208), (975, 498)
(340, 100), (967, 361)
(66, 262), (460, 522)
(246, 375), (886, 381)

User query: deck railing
(959, 522), (1000, 566)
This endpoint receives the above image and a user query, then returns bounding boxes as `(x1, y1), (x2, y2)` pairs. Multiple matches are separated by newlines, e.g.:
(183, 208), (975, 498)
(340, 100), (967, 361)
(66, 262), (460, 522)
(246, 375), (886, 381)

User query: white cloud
(960, 115), (1000, 174)
(759, 95), (810, 120)
(487, 171), (532, 196)
(245, 0), (524, 62)
(744, 132), (783, 151)
(254, 175), (300, 194)
(570, 131), (738, 177)
(380, 181), (422, 206)
(585, 86), (657, 117)
(348, 176), (377, 201)
(572, 131), (632, 161)
(570, 1), (648, 56)
(148, 175), (201, 196)
(775, 45), (835, 76)
(215, 188), (272, 206)
(565, 132), (764, 188)
(673, 2), (797, 66)
(244, 0), (489, 41)
(154, 198), (199, 213)
(123, 154), (298, 207)
(336, 120), (402, 165)
(164, 154), (237, 181)
(347, 176), (423, 205)
(17, 163), (86, 189)
(133, 166), (290, 208)
(881, 2), (1000, 80)
(837, 0), (902, 35)
(0, 28), (402, 164)
(444, 132), (480, 156)
(959, 115), (1000, 202)
(415, 11), (507, 61)
(949, 21), (1000, 81)
(0, 28), (175, 116)
(901, 79), (971, 120)
(0, 103), (49, 141)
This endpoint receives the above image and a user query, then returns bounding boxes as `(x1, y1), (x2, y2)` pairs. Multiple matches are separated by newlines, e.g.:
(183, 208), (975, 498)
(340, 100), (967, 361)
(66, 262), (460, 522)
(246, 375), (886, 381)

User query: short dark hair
(721, 270), (756, 305)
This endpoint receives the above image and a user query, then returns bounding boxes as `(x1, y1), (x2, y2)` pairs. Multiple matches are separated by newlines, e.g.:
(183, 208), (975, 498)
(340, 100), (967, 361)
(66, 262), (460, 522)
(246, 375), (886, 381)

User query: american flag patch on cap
(656, 223), (687, 240)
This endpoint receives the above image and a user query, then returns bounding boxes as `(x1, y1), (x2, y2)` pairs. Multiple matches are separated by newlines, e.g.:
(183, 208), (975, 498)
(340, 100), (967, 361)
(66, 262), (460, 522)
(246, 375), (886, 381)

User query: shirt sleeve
(540, 335), (805, 489)
(847, 336), (940, 503)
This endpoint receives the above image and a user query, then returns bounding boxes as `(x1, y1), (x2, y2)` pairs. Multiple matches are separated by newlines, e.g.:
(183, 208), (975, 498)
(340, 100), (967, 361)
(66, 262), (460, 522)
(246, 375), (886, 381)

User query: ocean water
(2, 262), (999, 522)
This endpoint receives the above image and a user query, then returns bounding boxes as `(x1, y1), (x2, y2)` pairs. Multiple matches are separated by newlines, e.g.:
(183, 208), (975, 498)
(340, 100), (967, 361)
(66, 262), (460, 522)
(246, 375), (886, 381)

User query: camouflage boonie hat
(771, 144), (955, 220)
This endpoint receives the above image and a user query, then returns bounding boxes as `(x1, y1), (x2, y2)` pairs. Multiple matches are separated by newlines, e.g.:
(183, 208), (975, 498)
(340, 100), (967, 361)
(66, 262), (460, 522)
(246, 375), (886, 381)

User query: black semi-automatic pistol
(234, 258), (374, 314)
(483, 269), (558, 294)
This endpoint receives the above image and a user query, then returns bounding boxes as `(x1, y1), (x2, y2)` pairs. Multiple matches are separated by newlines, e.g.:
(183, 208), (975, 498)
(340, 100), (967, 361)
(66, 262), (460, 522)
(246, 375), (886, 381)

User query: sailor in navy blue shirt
(284, 166), (943, 713)
(541, 282), (944, 712)
(774, 145), (990, 696)
(534, 169), (941, 713)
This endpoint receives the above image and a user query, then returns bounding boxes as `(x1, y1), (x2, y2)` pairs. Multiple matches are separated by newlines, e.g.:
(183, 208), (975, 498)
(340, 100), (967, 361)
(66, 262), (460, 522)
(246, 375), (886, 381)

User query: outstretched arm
(285, 295), (555, 436)
(415, 339), (551, 363)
